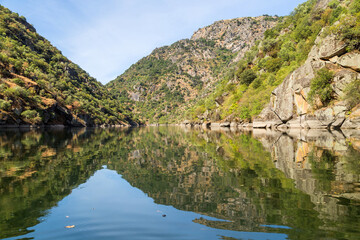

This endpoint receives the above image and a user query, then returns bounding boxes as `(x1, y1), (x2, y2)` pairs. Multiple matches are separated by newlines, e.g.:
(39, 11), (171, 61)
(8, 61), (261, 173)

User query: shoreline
(179, 120), (360, 131)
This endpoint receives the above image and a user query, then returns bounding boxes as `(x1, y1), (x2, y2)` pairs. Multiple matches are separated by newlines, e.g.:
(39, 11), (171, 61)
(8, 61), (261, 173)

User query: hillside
(109, 0), (360, 129)
(186, 0), (360, 130)
(107, 16), (278, 123)
(0, 5), (138, 127)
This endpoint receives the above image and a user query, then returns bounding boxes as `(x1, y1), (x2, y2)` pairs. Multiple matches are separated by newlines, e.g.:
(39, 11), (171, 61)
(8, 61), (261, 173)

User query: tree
(238, 69), (257, 85)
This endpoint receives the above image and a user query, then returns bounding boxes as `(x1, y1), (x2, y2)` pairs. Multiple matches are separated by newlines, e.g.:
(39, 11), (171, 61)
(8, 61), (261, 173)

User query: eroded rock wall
(254, 32), (360, 130)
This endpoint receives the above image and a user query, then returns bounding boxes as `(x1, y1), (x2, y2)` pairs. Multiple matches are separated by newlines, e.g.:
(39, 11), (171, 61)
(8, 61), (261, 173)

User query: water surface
(1, 126), (360, 239)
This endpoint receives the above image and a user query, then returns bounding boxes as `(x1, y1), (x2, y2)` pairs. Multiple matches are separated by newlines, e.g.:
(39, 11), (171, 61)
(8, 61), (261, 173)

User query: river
(1, 126), (359, 240)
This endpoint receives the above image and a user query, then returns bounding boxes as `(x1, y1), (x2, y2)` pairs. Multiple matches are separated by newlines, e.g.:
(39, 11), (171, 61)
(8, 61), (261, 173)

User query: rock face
(342, 107), (360, 129)
(254, 32), (360, 130)
(336, 52), (360, 71)
(191, 16), (278, 62)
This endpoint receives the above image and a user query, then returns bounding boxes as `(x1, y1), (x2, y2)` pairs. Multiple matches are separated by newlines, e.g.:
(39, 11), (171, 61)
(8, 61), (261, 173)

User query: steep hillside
(0, 6), (138, 127)
(107, 16), (278, 123)
(186, 0), (360, 130)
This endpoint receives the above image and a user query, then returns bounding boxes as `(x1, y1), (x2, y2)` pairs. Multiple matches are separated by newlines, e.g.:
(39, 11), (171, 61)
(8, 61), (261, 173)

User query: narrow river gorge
(1, 126), (359, 240)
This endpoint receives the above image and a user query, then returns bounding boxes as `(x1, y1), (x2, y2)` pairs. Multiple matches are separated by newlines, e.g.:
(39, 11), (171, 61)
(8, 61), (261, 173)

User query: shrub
(262, 38), (277, 53)
(328, 0), (339, 9)
(343, 78), (360, 109)
(251, 78), (262, 89)
(264, 58), (282, 72)
(308, 68), (334, 107)
(21, 109), (42, 123)
(239, 106), (250, 120)
(4, 86), (29, 98)
(350, 0), (360, 14)
(238, 69), (257, 85)
(12, 77), (25, 87)
(339, 15), (360, 51)
(0, 99), (11, 111)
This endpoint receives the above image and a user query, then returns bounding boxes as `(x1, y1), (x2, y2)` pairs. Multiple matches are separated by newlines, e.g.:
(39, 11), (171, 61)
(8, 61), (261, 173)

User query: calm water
(1, 126), (360, 240)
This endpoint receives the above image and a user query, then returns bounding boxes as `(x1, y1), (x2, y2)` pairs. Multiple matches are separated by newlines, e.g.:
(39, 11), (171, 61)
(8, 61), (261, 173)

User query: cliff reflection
(0, 126), (360, 240)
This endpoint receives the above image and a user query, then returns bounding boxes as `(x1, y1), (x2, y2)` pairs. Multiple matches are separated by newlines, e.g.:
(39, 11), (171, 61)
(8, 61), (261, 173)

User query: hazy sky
(1, 0), (305, 84)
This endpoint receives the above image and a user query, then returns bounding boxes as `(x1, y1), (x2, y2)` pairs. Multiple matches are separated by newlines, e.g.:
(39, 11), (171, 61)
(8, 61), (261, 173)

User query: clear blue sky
(1, 0), (306, 84)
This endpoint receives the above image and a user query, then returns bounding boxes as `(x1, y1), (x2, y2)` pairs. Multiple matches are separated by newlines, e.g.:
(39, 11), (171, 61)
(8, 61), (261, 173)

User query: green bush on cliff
(327, 0), (360, 51)
(350, 0), (360, 13)
(238, 69), (257, 85)
(21, 110), (42, 123)
(308, 68), (334, 107)
(12, 78), (25, 87)
(0, 99), (11, 111)
(343, 78), (360, 109)
(4, 86), (30, 98)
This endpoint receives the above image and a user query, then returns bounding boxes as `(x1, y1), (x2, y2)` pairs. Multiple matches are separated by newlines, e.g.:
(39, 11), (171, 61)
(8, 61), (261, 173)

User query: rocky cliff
(184, 0), (360, 130)
(254, 4), (360, 130)
(107, 16), (278, 123)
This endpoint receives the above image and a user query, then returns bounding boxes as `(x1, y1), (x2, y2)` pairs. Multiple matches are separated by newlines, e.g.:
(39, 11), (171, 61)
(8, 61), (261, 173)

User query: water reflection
(0, 126), (360, 239)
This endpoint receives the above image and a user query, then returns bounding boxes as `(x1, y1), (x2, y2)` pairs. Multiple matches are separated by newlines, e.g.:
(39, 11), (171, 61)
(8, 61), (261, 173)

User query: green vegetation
(0, 99), (11, 111)
(308, 68), (334, 107)
(107, 38), (236, 123)
(343, 78), (360, 109)
(186, 0), (355, 122)
(238, 69), (257, 85)
(0, 5), (137, 126)
(337, 0), (360, 51)
(20, 109), (41, 123)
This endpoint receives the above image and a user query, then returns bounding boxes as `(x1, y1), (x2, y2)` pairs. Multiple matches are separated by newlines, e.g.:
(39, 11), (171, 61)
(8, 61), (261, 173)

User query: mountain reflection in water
(0, 126), (359, 240)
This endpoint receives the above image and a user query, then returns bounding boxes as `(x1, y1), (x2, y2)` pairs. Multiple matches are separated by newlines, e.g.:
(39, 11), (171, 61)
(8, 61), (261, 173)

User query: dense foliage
(0, 5), (137, 126)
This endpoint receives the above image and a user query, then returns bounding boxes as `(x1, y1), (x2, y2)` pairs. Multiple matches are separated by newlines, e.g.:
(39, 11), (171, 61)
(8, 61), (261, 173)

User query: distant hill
(0, 5), (138, 127)
(107, 16), (278, 123)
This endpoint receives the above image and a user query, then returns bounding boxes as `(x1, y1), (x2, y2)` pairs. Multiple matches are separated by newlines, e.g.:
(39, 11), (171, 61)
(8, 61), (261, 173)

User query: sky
(1, 0), (306, 84)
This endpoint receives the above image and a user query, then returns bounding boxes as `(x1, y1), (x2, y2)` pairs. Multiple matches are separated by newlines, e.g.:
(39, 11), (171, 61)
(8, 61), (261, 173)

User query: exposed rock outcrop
(191, 16), (279, 62)
(254, 32), (360, 130)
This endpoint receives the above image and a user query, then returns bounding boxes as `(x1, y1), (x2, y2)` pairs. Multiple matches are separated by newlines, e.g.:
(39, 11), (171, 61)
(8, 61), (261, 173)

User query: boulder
(253, 105), (283, 128)
(332, 69), (359, 96)
(210, 122), (221, 130)
(337, 52), (360, 72)
(331, 117), (346, 129)
(303, 104), (348, 129)
(215, 96), (225, 107)
(314, 0), (331, 10)
(317, 34), (347, 60)
(220, 122), (231, 127)
(342, 106), (360, 129)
